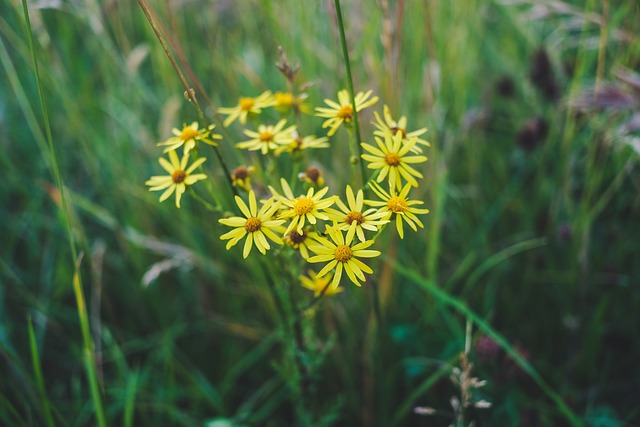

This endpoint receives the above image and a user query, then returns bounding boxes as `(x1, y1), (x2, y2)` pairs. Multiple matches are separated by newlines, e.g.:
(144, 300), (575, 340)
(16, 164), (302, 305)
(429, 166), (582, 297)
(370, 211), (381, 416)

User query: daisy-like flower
(218, 91), (275, 127)
(269, 178), (338, 235)
(300, 270), (342, 297)
(373, 105), (430, 153)
(315, 89), (378, 136)
(361, 132), (428, 191)
(326, 185), (389, 242)
(230, 165), (256, 192)
(274, 133), (329, 156)
(145, 151), (207, 208)
(307, 226), (381, 288)
(365, 182), (429, 239)
(157, 122), (222, 155)
(284, 227), (321, 259)
(274, 91), (311, 114)
(218, 190), (285, 258)
(236, 119), (297, 155)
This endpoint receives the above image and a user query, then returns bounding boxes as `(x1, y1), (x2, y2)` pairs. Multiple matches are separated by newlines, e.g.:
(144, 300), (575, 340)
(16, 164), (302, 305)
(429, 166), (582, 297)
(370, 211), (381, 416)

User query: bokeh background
(1, 0), (639, 425)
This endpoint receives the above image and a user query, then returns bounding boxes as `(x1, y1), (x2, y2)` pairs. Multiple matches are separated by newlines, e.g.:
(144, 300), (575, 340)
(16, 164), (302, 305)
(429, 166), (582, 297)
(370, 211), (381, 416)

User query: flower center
(288, 230), (307, 244)
(345, 211), (365, 225)
(390, 126), (407, 138)
(239, 97), (255, 111)
(334, 244), (353, 262)
(232, 166), (249, 180)
(293, 197), (314, 215)
(291, 137), (303, 151)
(304, 167), (321, 183)
(259, 131), (274, 142)
(384, 153), (401, 166)
(337, 104), (353, 122)
(171, 170), (186, 183)
(180, 126), (200, 141)
(244, 217), (262, 232)
(387, 196), (408, 213)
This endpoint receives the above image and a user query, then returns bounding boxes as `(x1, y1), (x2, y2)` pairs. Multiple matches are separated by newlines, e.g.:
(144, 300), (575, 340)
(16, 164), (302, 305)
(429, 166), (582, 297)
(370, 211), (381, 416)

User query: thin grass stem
(21, 0), (77, 262)
(73, 267), (109, 427)
(333, 0), (368, 188)
(136, 0), (238, 197)
(22, 2), (108, 426)
(27, 316), (55, 427)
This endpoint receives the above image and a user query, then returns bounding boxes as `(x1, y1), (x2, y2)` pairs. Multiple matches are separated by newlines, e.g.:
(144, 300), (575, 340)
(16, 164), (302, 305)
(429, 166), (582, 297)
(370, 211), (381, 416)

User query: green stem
(22, 2), (107, 426)
(334, 0), (368, 188)
(74, 267), (109, 427)
(189, 187), (221, 212)
(22, 0), (77, 262)
(27, 316), (55, 427)
(261, 259), (311, 425)
(137, 0), (238, 197)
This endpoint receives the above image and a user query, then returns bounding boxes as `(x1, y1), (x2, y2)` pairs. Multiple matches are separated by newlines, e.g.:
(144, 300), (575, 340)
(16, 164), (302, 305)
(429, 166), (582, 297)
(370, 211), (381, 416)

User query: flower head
(284, 227), (321, 259)
(269, 178), (338, 235)
(218, 190), (285, 258)
(236, 119), (297, 155)
(157, 121), (221, 155)
(365, 182), (429, 239)
(145, 151), (207, 208)
(300, 270), (342, 297)
(218, 91), (275, 127)
(307, 226), (381, 288)
(361, 132), (428, 191)
(315, 89), (378, 136)
(275, 133), (329, 156)
(373, 105), (430, 153)
(298, 166), (325, 187)
(274, 91), (311, 114)
(326, 185), (388, 242)
(231, 165), (256, 192)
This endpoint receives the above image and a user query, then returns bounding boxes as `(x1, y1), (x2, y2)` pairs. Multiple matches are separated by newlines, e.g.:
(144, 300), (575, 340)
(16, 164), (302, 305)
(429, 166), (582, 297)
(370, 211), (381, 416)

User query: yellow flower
(218, 190), (285, 258)
(373, 105), (430, 153)
(236, 119), (297, 155)
(230, 165), (256, 192)
(307, 226), (380, 288)
(274, 91), (311, 114)
(269, 178), (338, 235)
(315, 89), (378, 136)
(365, 182), (429, 239)
(218, 91), (275, 127)
(284, 227), (321, 259)
(274, 133), (329, 156)
(325, 185), (389, 242)
(157, 121), (222, 155)
(300, 270), (342, 297)
(145, 151), (207, 208)
(361, 132), (428, 191)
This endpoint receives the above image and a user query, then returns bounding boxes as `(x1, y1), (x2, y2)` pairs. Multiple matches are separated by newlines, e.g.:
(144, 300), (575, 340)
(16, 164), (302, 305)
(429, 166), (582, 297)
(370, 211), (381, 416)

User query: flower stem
(261, 258), (312, 424)
(334, 0), (368, 188)
(137, 0), (238, 197)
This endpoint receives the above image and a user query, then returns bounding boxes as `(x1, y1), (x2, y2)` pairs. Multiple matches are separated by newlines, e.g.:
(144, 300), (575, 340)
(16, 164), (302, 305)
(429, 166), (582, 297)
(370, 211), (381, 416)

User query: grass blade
(73, 268), (108, 427)
(27, 315), (55, 427)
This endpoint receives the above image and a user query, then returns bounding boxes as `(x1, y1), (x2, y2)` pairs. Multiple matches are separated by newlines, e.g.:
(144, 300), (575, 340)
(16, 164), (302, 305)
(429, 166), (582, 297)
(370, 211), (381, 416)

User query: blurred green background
(1, 0), (639, 425)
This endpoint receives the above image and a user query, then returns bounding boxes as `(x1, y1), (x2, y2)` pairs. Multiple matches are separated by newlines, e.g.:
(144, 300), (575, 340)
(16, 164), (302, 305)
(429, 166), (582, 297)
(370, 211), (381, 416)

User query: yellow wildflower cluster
(145, 75), (431, 295)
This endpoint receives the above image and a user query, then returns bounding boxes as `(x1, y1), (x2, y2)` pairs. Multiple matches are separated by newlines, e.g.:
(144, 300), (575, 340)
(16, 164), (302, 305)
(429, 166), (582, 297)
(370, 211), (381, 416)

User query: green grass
(1, 0), (640, 426)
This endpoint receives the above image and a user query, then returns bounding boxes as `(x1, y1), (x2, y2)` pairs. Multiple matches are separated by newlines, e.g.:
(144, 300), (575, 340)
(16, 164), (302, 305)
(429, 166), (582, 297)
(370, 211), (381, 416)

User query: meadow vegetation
(1, 0), (640, 426)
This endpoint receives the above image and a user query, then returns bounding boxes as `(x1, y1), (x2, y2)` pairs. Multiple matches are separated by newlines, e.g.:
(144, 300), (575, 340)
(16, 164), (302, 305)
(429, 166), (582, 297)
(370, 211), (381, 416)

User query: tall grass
(1, 0), (639, 426)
